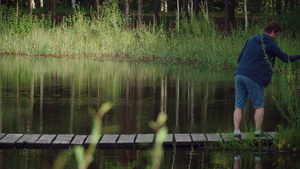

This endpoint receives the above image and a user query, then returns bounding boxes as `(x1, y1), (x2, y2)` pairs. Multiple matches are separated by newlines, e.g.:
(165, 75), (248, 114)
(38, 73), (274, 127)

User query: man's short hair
(265, 21), (282, 34)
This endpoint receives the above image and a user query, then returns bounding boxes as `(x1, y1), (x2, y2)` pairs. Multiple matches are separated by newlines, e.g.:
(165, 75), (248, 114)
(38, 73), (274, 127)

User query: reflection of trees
(39, 75), (43, 133)
(0, 56), (241, 134)
(160, 76), (167, 113)
(0, 79), (2, 168)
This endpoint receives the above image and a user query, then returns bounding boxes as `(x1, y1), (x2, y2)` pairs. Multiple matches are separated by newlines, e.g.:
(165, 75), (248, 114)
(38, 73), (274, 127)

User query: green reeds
(1, 4), (299, 70)
(273, 72), (300, 152)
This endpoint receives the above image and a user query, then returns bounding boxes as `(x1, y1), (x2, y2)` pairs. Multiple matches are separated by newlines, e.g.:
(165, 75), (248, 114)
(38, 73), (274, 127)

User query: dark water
(0, 56), (299, 168)
(1, 148), (299, 168)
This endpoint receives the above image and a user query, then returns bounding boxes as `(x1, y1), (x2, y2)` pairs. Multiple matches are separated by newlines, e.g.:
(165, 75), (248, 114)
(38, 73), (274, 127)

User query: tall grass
(273, 72), (300, 151)
(1, 4), (299, 70)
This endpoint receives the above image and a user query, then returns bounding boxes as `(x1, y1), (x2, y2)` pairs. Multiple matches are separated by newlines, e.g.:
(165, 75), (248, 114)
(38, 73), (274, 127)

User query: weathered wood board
(116, 134), (136, 148)
(52, 134), (75, 148)
(35, 134), (57, 148)
(98, 134), (119, 149)
(84, 135), (102, 147)
(0, 134), (23, 148)
(16, 134), (41, 148)
(135, 134), (154, 148)
(205, 133), (222, 142)
(174, 134), (192, 146)
(71, 135), (88, 146)
(191, 133), (207, 146)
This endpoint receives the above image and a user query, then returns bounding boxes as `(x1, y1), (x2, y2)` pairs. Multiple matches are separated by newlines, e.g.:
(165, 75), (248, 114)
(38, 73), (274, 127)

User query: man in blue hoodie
(233, 21), (300, 139)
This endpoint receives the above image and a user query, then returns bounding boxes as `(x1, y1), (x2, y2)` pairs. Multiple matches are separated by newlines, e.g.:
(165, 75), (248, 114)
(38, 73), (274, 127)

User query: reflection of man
(232, 21), (300, 139)
(255, 156), (262, 169)
(234, 155), (241, 169)
(233, 154), (262, 169)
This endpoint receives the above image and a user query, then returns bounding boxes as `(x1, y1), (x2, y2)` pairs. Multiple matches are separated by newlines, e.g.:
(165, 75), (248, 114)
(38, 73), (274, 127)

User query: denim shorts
(235, 75), (264, 109)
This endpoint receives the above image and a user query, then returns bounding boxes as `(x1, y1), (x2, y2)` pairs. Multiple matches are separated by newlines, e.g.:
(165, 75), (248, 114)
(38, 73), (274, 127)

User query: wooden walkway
(0, 132), (276, 149)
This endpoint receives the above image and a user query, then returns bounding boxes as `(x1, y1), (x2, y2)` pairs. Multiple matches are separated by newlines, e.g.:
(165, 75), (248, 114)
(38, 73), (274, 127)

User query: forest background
(0, 0), (300, 152)
(0, 0), (299, 70)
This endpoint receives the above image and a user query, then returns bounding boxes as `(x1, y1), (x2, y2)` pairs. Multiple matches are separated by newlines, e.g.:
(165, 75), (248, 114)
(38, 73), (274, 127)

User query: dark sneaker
(254, 132), (268, 139)
(234, 134), (241, 140)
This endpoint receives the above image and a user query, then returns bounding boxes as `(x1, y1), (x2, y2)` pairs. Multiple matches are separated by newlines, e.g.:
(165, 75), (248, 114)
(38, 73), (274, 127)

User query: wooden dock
(0, 132), (276, 149)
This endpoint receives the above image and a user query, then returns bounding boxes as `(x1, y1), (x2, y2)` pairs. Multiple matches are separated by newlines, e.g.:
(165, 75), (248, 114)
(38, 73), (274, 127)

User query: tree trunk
(153, 0), (159, 24)
(45, 0), (50, 18)
(125, 0), (130, 28)
(72, 0), (75, 9)
(52, 0), (56, 27)
(284, 0), (288, 9)
(244, 0), (248, 33)
(40, 0), (43, 7)
(249, 0), (253, 28)
(193, 0), (199, 16)
(30, 0), (33, 17)
(290, 0), (295, 10)
(225, 0), (229, 33)
(276, 0), (282, 15)
(93, 0), (101, 12)
(229, 0), (236, 28)
(161, 0), (166, 24)
(183, 0), (190, 19)
(177, 0), (180, 31)
(138, 0), (143, 27)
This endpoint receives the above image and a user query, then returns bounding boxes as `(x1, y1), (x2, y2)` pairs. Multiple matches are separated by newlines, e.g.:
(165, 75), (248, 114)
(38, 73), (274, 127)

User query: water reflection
(234, 152), (262, 169)
(0, 56), (291, 135)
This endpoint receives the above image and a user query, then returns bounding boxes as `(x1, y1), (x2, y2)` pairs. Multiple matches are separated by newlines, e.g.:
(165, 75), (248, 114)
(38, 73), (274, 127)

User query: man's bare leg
(254, 107), (264, 131)
(233, 108), (243, 130)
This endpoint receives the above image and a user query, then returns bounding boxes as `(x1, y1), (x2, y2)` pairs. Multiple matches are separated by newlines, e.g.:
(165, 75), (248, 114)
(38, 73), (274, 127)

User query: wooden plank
(254, 132), (273, 142)
(0, 134), (23, 148)
(241, 132), (251, 140)
(266, 132), (277, 139)
(16, 134), (41, 149)
(116, 134), (136, 148)
(191, 133), (207, 146)
(35, 134), (57, 148)
(174, 133), (192, 146)
(71, 135), (88, 146)
(83, 135), (102, 147)
(205, 133), (222, 142)
(0, 133), (6, 140)
(52, 134), (75, 148)
(135, 134), (154, 148)
(98, 134), (119, 149)
(220, 133), (234, 142)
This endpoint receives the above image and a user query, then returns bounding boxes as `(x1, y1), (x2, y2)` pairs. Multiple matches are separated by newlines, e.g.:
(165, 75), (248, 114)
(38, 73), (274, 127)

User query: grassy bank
(1, 4), (299, 70)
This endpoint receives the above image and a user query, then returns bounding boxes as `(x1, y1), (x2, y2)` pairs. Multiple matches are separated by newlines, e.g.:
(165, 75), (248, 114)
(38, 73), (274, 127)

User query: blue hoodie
(235, 33), (300, 88)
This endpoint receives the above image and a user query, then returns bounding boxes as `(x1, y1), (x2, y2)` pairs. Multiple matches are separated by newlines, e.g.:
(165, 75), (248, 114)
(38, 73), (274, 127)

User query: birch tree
(244, 0), (248, 33)
(183, 0), (189, 19)
(161, 0), (166, 24)
(72, 0), (75, 9)
(177, 0), (180, 31)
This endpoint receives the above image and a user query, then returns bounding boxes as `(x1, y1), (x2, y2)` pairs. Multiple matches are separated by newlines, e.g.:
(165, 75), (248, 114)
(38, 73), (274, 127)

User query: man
(233, 21), (300, 139)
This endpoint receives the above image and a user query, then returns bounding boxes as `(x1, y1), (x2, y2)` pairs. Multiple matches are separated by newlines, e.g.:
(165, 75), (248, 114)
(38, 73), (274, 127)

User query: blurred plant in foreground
(149, 112), (168, 169)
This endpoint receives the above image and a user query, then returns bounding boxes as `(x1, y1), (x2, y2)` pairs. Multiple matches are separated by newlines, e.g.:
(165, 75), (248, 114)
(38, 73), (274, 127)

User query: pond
(0, 55), (299, 168)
